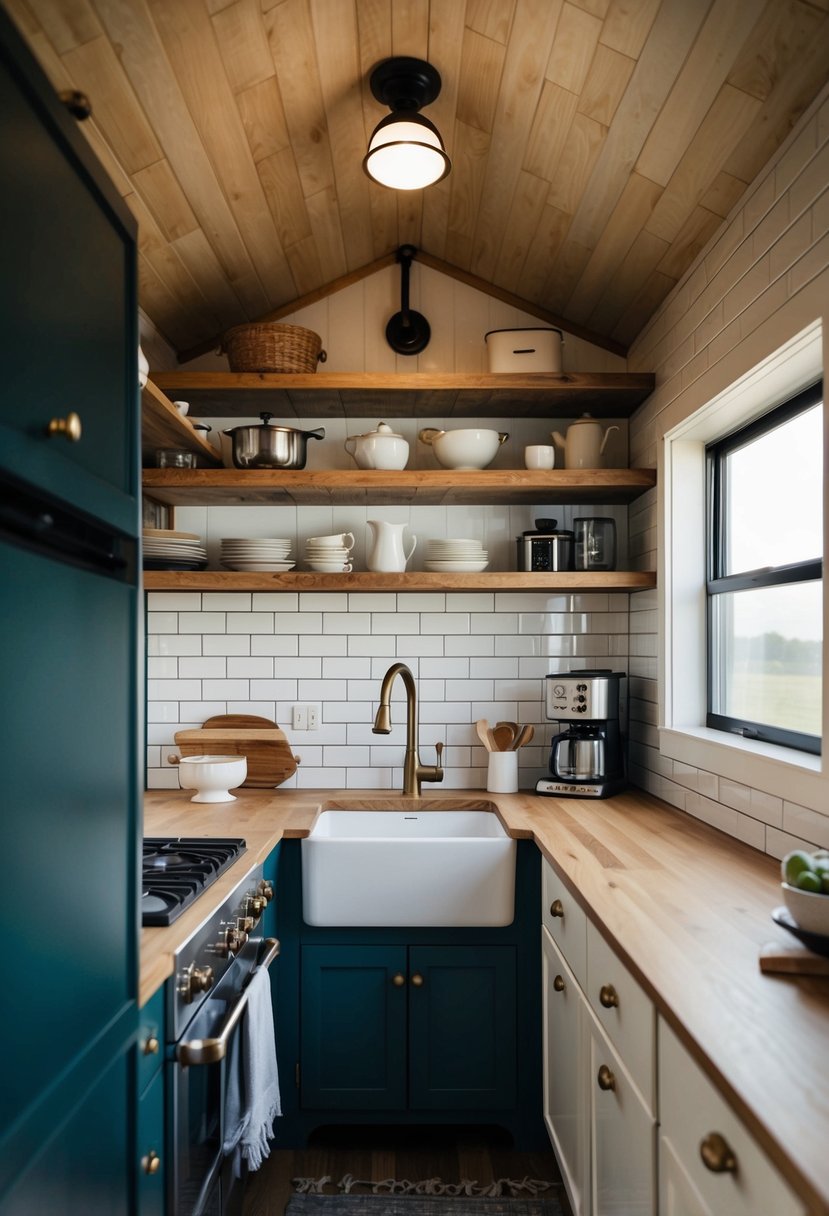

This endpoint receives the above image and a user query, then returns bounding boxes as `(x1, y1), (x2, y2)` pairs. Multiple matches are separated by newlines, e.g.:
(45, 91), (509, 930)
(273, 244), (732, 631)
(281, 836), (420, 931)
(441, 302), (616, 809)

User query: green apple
(782, 850), (815, 885)
(795, 870), (822, 893)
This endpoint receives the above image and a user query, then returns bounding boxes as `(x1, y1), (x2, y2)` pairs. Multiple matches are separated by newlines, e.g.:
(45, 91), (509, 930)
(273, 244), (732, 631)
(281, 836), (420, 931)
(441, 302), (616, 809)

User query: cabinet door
(136, 1067), (165, 1216)
(0, 11), (137, 526)
(542, 927), (590, 1216)
(588, 1013), (656, 1216)
(408, 945), (516, 1111)
(300, 944), (407, 1110)
(659, 1135), (714, 1216)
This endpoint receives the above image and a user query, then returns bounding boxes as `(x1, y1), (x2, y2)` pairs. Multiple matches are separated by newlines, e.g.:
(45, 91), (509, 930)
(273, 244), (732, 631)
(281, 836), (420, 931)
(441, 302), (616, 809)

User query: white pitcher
(551, 414), (620, 469)
(366, 520), (417, 572)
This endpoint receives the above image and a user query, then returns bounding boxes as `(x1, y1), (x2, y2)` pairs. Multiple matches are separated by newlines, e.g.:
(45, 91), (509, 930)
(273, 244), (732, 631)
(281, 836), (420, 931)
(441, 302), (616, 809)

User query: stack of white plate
(424, 538), (489, 572)
(143, 529), (207, 570)
(220, 537), (295, 572)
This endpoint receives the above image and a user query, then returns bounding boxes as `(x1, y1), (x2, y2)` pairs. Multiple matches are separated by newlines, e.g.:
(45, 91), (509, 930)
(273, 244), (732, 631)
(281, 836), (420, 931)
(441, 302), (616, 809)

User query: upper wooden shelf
(148, 371), (655, 419)
(142, 467), (656, 508)
(141, 380), (221, 465)
(142, 570), (656, 593)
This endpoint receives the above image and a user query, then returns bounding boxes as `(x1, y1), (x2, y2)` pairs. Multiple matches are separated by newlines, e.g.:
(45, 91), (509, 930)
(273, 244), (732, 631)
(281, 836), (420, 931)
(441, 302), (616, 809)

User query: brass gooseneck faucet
(372, 662), (444, 796)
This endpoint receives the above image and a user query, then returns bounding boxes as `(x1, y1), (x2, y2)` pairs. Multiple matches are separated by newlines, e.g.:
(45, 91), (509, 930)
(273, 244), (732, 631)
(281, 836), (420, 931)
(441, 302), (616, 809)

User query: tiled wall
(146, 588), (630, 792)
(626, 83), (829, 858)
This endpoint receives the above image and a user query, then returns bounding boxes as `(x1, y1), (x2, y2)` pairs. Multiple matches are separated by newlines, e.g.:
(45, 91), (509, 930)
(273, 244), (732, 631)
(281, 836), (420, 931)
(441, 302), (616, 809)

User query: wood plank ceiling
(10, 0), (829, 359)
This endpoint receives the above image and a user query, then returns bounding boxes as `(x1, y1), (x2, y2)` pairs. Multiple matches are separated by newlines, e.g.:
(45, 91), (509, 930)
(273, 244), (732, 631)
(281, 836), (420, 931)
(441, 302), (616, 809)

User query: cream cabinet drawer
(658, 1018), (804, 1216)
(586, 917), (655, 1111)
(542, 857), (587, 988)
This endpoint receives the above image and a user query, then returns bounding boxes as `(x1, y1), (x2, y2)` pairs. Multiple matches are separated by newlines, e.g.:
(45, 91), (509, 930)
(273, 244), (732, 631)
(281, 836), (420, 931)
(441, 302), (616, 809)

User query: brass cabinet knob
(391, 972), (406, 987)
(59, 89), (92, 120)
(597, 1064), (616, 1092)
(550, 899), (565, 918)
(46, 412), (82, 442)
(599, 984), (619, 1009)
(553, 975), (566, 993)
(141, 1150), (161, 1176)
(700, 1132), (737, 1174)
(142, 1035), (159, 1056)
(411, 973), (424, 987)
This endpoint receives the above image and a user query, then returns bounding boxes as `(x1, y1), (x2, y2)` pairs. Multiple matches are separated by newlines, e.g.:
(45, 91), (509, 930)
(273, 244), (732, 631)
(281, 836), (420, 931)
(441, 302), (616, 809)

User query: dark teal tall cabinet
(0, 8), (140, 1213)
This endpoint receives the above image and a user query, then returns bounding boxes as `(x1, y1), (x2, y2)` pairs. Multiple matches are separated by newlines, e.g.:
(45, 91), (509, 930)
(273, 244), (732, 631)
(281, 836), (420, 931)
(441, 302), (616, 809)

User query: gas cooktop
(141, 837), (247, 926)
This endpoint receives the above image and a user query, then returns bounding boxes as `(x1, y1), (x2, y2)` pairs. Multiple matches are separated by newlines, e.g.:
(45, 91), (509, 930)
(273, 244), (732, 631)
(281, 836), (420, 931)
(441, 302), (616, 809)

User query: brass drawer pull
(599, 984), (619, 1008)
(141, 1150), (161, 1176)
(700, 1132), (737, 1174)
(597, 1064), (616, 1091)
(550, 899), (564, 918)
(553, 974), (566, 992)
(46, 412), (82, 442)
(392, 972), (405, 987)
(411, 973), (424, 987)
(142, 1035), (159, 1056)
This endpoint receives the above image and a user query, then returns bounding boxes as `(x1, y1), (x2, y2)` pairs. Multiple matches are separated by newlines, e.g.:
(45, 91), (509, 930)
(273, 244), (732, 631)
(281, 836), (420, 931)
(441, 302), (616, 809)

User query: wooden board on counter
(148, 370), (655, 419)
(141, 465), (657, 507)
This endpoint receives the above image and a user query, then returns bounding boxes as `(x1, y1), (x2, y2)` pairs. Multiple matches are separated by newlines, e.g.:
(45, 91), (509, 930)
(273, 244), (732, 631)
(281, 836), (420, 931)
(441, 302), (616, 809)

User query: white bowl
(781, 882), (829, 936)
(176, 754), (247, 803)
(307, 560), (353, 572)
(419, 428), (508, 470)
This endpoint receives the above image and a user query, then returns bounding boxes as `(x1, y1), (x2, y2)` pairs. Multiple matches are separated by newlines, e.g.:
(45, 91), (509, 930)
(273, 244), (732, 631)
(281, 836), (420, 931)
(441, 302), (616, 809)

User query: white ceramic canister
(486, 750), (518, 793)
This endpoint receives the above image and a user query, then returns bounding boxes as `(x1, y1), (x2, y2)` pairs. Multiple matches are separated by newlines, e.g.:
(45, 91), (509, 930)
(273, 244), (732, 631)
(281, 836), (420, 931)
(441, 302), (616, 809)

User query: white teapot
(366, 520), (417, 572)
(345, 422), (409, 470)
(551, 414), (620, 469)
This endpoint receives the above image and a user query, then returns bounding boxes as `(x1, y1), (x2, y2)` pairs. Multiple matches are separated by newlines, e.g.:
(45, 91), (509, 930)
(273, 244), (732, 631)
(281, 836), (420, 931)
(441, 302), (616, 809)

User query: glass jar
(156, 448), (196, 468)
(573, 517), (617, 571)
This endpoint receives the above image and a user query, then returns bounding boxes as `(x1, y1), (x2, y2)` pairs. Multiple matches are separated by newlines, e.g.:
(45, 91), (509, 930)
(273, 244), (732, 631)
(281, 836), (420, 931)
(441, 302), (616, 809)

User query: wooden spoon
(511, 723), (535, 750)
(475, 719), (496, 751)
(495, 720), (519, 745)
(492, 724), (516, 751)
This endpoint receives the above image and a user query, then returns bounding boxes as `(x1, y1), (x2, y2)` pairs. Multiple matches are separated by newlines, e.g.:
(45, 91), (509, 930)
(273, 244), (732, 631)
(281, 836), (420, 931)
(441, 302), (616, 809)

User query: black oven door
(168, 938), (279, 1216)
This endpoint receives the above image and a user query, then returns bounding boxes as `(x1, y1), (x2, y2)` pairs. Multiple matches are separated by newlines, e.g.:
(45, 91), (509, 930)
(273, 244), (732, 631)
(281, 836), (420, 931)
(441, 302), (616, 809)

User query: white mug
(486, 750), (518, 793)
(524, 445), (555, 470)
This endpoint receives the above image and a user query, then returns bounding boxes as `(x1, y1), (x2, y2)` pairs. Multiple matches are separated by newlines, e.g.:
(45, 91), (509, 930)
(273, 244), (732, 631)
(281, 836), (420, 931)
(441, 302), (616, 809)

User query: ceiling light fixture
(363, 56), (451, 191)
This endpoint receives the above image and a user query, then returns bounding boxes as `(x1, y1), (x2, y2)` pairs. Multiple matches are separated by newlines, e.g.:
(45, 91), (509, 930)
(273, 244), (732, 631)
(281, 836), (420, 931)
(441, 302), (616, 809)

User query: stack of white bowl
(303, 533), (354, 573)
(424, 538), (489, 572)
(219, 537), (295, 572)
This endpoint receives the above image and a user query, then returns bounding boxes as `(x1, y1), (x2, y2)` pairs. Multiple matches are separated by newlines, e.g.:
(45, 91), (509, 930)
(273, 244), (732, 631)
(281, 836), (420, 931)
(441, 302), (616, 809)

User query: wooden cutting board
(174, 714), (300, 787)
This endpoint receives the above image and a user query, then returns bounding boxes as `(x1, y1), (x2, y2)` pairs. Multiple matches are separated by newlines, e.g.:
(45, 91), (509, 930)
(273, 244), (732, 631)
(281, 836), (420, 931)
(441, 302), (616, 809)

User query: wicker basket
(221, 322), (327, 373)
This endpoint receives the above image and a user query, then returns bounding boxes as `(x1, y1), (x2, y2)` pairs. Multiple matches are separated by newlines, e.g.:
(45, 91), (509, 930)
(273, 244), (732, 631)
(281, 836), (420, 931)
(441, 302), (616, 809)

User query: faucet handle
(434, 741), (444, 770)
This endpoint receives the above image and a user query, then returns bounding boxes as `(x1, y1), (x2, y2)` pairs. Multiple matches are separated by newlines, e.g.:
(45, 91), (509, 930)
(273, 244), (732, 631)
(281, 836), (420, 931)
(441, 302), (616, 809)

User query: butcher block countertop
(143, 787), (829, 1213)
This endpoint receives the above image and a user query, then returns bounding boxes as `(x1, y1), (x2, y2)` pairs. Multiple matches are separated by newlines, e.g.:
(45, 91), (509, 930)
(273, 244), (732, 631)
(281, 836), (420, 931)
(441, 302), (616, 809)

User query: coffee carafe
(536, 669), (626, 799)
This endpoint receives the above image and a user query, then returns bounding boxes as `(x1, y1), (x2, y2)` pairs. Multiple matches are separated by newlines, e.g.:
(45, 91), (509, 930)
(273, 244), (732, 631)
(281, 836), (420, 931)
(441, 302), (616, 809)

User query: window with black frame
(706, 381), (823, 755)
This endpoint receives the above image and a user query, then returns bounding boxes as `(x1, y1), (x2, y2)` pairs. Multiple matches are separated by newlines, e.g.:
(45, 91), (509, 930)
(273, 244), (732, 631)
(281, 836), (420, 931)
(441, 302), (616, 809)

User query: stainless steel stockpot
(223, 412), (325, 469)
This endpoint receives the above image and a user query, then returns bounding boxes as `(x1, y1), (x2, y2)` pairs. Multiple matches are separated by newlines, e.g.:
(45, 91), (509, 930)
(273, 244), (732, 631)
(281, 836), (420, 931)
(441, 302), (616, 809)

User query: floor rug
(287, 1178), (566, 1216)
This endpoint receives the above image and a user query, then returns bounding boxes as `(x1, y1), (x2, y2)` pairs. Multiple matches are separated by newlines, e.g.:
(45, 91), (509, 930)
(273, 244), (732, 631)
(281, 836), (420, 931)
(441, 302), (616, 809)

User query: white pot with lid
(345, 421), (409, 470)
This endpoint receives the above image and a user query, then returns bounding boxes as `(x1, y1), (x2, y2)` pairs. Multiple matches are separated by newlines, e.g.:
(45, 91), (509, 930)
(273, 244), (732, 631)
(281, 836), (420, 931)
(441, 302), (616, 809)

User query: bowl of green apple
(781, 848), (829, 936)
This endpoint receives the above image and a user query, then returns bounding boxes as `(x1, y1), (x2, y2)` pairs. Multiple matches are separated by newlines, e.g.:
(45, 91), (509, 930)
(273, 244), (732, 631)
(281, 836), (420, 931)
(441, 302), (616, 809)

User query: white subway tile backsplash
(348, 635), (396, 656)
(147, 592), (202, 611)
(252, 593), (300, 610)
(349, 592), (398, 611)
(148, 679), (201, 700)
(147, 701), (179, 723)
(147, 612), (179, 634)
(372, 612), (420, 634)
(147, 656), (179, 679)
(322, 656), (372, 680)
(249, 680), (298, 700)
(204, 634), (251, 656)
(276, 656), (321, 678)
(251, 635), (298, 655)
(397, 592), (446, 611)
(324, 612), (370, 634)
(225, 612), (273, 634)
(445, 635), (495, 656)
(202, 593), (252, 611)
(300, 591), (349, 611)
(421, 612), (471, 634)
(179, 612), (225, 633)
(202, 679), (250, 699)
(228, 657), (273, 679)
(471, 612), (516, 634)
(179, 657), (226, 679)
(304, 634), (348, 656)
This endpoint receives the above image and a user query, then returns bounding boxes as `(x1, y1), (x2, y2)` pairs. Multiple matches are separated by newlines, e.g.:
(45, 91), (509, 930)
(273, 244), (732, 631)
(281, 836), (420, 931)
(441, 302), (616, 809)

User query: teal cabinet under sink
(276, 838), (544, 1149)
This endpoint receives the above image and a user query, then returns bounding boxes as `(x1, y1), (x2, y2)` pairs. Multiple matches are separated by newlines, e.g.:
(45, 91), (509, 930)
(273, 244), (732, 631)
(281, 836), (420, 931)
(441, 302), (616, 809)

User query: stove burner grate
(141, 837), (246, 926)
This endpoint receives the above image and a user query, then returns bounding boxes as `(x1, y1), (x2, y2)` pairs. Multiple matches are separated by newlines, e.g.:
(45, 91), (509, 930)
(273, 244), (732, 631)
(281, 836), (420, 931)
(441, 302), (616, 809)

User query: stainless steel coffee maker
(536, 669), (626, 798)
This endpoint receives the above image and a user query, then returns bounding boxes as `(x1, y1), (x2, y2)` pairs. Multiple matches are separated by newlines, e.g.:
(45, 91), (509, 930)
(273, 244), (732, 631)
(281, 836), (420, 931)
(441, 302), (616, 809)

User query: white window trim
(661, 320), (825, 809)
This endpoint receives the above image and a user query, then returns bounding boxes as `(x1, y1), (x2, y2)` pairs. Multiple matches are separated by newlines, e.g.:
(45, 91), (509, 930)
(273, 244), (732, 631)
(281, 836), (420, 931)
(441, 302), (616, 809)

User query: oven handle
(176, 937), (280, 1068)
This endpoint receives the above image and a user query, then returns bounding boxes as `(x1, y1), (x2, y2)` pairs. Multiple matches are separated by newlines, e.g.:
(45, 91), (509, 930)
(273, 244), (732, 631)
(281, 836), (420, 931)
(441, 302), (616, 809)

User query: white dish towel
(223, 966), (281, 1178)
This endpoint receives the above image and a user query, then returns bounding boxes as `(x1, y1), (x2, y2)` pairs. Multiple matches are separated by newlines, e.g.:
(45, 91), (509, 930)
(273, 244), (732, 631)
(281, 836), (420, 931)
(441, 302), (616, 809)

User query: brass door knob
(59, 89), (92, 120)
(391, 972), (405, 987)
(411, 973), (424, 987)
(142, 1035), (159, 1056)
(553, 975), (566, 992)
(141, 1150), (161, 1176)
(700, 1132), (737, 1174)
(599, 984), (619, 1008)
(46, 412), (82, 442)
(550, 899), (564, 918)
(597, 1064), (616, 1091)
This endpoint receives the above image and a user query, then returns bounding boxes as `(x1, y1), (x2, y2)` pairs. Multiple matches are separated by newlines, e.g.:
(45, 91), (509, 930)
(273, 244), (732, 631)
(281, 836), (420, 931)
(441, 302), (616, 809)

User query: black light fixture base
(369, 57), (442, 112)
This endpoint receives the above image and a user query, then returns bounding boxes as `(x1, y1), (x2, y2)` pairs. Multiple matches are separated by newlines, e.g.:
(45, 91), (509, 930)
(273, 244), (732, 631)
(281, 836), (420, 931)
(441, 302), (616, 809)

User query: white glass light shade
(364, 112), (450, 190)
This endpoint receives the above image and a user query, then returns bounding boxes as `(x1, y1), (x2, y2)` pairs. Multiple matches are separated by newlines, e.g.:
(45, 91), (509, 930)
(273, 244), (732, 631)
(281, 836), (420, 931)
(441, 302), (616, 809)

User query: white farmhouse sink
(301, 807), (516, 927)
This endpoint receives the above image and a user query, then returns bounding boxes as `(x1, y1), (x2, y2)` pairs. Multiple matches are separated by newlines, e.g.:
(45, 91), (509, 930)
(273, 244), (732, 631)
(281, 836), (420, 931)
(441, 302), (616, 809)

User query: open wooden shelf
(148, 370), (655, 419)
(141, 380), (221, 465)
(142, 569), (656, 593)
(142, 466), (656, 507)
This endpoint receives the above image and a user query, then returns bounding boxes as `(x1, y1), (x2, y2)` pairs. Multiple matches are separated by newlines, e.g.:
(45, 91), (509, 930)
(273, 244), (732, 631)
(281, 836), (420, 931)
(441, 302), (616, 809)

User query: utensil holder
(487, 750), (518, 793)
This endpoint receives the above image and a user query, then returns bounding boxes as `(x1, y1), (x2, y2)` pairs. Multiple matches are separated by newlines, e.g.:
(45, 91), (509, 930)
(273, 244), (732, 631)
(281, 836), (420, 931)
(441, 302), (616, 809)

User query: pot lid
(568, 413), (598, 426)
(350, 421), (405, 440)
